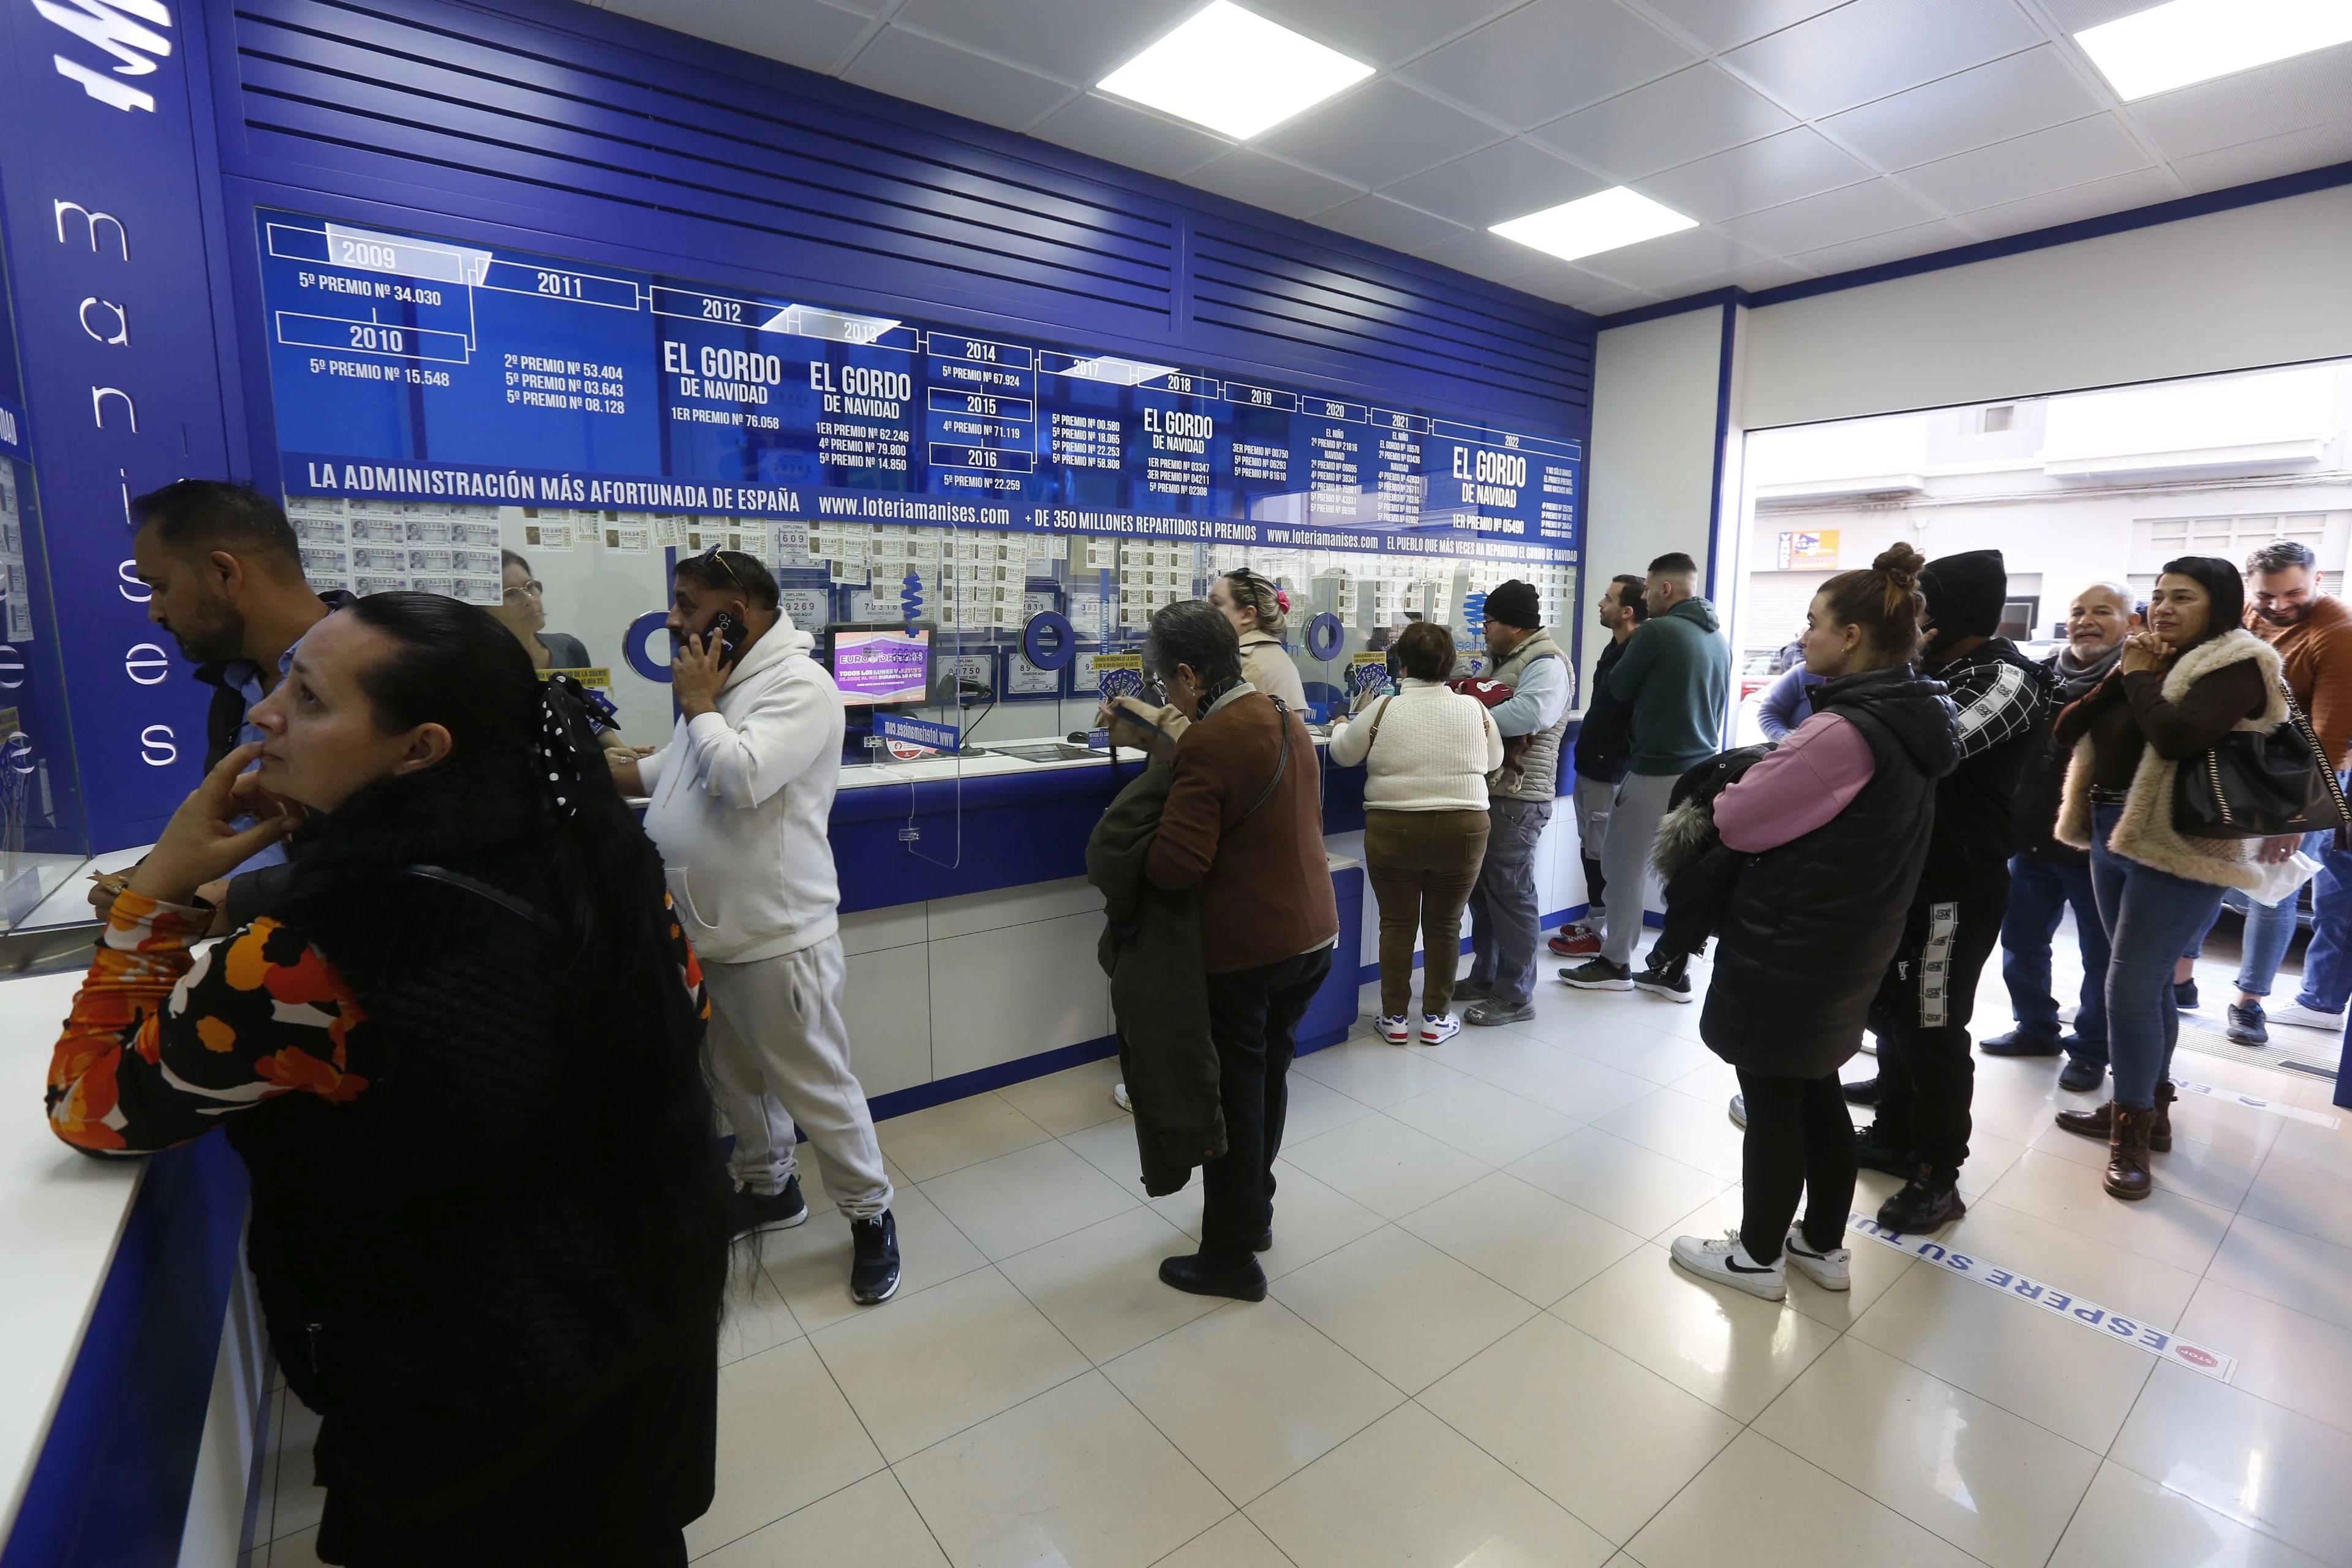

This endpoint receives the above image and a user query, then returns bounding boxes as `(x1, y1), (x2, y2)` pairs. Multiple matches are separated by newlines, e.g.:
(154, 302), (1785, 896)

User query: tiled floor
(243, 940), (2352, 1568)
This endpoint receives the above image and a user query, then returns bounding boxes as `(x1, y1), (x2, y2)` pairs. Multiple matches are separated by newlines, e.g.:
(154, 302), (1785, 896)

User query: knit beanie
(1485, 579), (1540, 629)
(1918, 549), (2007, 640)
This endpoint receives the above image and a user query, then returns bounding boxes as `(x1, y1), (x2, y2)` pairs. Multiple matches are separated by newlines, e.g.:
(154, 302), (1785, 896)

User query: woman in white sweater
(1329, 622), (1503, 1045)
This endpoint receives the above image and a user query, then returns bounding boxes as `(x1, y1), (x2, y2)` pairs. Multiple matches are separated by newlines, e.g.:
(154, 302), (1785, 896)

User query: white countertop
(0, 968), (144, 1539)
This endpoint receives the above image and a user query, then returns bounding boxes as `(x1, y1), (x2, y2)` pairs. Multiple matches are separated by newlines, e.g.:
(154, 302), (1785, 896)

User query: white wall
(1741, 183), (2352, 431)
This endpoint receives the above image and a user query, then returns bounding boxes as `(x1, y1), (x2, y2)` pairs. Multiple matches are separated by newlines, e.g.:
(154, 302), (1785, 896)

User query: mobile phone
(703, 612), (747, 668)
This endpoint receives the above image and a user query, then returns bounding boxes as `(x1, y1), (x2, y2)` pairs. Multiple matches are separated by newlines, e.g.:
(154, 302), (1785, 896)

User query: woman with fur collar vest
(2051, 556), (2290, 1200)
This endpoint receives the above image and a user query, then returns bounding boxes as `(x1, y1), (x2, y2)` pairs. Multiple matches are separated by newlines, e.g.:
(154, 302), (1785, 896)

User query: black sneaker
(731, 1176), (808, 1240)
(2059, 1057), (2106, 1093)
(1851, 1124), (1909, 1175)
(1841, 1077), (1880, 1106)
(1559, 957), (1632, 991)
(1980, 1029), (2063, 1057)
(1452, 978), (1493, 1003)
(1159, 1251), (1268, 1302)
(1632, 954), (1692, 1003)
(1464, 998), (1536, 1026)
(1876, 1168), (1966, 1232)
(2226, 1001), (2268, 1046)
(850, 1212), (902, 1305)
(1254, 1230), (1273, 1253)
(2175, 978), (2200, 1009)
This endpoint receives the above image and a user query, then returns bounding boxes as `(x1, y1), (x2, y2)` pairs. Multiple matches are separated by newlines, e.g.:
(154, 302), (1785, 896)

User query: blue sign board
(257, 209), (1581, 559)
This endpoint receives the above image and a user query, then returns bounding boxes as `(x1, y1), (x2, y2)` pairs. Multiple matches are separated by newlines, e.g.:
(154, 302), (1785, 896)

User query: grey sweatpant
(704, 934), (894, 1219)
(1600, 771), (1677, 967)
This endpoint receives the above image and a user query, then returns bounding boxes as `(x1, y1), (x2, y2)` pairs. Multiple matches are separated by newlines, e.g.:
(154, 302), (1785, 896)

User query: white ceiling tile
(2124, 44), (2352, 162)
(1786, 218), (1974, 276)
(842, 24), (1077, 130)
(1724, 0), (2044, 119)
(1718, 178), (1938, 254)
(1636, 127), (1874, 221)
(1181, 149), (1365, 220)
(1508, 265), (1654, 311)
(1376, 138), (1612, 227)
(1254, 78), (1502, 187)
(1820, 45), (2105, 171)
(2035, 0), (2162, 29)
(1250, 0), (1523, 69)
(1668, 255), (1817, 293)
(1899, 113), (2150, 211)
(2169, 120), (2352, 195)
(889, 0), (1194, 85)
(1569, 224), (1776, 288)
(1529, 63), (1796, 181)
(604, 0), (876, 75)
(1311, 194), (1474, 252)
(1414, 228), (1548, 283)
(1027, 92), (1234, 178)
(1954, 165), (2181, 239)
(1634, 0), (1847, 52)
(1400, 0), (1696, 129)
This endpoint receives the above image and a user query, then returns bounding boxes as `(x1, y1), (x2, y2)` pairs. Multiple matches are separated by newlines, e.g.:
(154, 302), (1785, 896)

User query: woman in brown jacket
(1142, 600), (1338, 1303)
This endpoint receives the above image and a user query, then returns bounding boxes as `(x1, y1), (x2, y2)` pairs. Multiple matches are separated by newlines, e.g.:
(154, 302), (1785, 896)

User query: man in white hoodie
(612, 548), (900, 1305)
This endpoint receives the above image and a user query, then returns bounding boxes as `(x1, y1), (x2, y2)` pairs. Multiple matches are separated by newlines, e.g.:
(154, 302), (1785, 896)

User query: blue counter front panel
(258, 209), (1581, 560)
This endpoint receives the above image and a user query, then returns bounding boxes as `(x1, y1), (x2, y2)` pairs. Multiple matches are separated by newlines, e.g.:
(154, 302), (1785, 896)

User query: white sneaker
(1782, 1229), (1852, 1291)
(2267, 1002), (2346, 1033)
(1727, 1092), (1747, 1128)
(1112, 1082), (1131, 1113)
(1377, 1014), (1412, 1044)
(1670, 1229), (1785, 1301)
(1419, 1012), (1462, 1046)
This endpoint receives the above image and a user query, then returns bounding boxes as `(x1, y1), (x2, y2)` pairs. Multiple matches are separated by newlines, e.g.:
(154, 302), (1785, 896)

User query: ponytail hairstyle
(1816, 543), (1929, 662)
(1221, 568), (1288, 635)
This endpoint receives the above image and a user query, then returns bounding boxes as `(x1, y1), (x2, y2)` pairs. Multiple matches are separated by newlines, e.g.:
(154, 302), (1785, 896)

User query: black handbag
(2171, 678), (2350, 840)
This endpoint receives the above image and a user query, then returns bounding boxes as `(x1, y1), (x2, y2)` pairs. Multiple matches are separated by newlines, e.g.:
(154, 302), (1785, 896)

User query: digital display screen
(832, 627), (931, 707)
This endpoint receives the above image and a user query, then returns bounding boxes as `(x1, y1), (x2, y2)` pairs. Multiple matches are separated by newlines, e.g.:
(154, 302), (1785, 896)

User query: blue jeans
(2298, 832), (2352, 1014)
(1467, 797), (1551, 1009)
(2001, 854), (2109, 1065)
(2090, 805), (2227, 1109)
(2230, 827), (2332, 997)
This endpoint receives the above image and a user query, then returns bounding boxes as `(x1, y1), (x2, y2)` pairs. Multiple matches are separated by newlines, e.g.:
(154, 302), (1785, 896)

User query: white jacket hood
(641, 621), (846, 963)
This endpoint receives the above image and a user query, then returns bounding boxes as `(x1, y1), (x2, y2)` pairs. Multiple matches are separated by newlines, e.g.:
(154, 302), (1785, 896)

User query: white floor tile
(1571, 1028), (1720, 1087)
(892, 1372), (1229, 1568)
(1648, 1186), (1916, 1329)
(696, 1471), (948, 1567)
(1553, 1247), (1839, 1421)
(1629, 1430), (1983, 1568)
(2240, 1121), (2352, 1251)
(1151, 1512), (1292, 1568)
(1421, 1314), (1741, 1545)
(877, 1094), (1052, 1182)
(1754, 1337), (2100, 1568)
(996, 1206), (1224, 1364)
(1278, 1112), (1493, 1219)
(1287, 1037), (1465, 1109)
(1270, 1226), (1537, 1393)
(1977, 1147), (2236, 1274)
(1145, 1158), (1387, 1281)
(2113, 1363), (2352, 1565)
(1477, 1044), (1660, 1121)
(2049, 1460), (2332, 1568)
(2209, 1212), (2352, 1332)
(1383, 1074), (1581, 1164)
(1508, 1126), (1732, 1237)
(685, 1338), (886, 1558)
(809, 1267), (1089, 1462)
(718, 1251), (805, 1367)
(2176, 1277), (2352, 1438)
(1246, 1403), (1615, 1568)
(1593, 1087), (1749, 1182)
(919, 1139), (1140, 1261)
(1398, 1169), (1649, 1306)
(995, 1057), (1128, 1137)
(264, 1528), (325, 1568)
(1102, 1299), (1404, 1506)
(1273, 1071), (1382, 1144)
(761, 1182), (989, 1335)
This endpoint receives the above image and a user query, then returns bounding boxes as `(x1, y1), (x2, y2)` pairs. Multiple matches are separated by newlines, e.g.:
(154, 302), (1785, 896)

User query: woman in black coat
(1670, 546), (1959, 1302)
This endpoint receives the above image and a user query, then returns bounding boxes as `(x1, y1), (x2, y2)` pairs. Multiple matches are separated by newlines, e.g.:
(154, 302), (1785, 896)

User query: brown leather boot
(2055, 1081), (2173, 1152)
(2105, 1104), (2155, 1201)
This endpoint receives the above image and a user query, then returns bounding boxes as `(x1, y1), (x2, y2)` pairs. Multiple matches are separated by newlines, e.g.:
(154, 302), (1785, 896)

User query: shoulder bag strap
(1233, 697), (1294, 828)
(402, 864), (549, 928)
(2278, 677), (2352, 822)
(1361, 692), (1395, 758)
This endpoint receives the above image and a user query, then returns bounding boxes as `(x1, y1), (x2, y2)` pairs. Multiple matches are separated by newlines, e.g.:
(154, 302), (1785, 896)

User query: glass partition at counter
(279, 491), (1577, 770)
(0, 443), (98, 929)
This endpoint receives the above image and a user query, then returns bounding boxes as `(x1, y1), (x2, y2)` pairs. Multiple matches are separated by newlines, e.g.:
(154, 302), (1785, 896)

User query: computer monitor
(824, 621), (934, 708)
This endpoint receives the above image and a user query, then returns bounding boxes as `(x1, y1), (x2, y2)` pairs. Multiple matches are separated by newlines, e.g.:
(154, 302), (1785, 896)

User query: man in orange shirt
(2222, 540), (2352, 1045)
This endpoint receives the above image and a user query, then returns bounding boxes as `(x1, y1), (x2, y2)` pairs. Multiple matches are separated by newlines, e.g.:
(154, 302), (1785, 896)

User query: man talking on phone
(612, 548), (902, 1305)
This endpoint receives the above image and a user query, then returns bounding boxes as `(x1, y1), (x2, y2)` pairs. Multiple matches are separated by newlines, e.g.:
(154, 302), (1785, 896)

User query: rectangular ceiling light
(2076, 0), (2352, 100)
(1098, 2), (1373, 140)
(1490, 187), (1697, 263)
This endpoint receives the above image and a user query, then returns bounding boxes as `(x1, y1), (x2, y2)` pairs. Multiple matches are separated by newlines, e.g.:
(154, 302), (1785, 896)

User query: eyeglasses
(503, 579), (545, 602)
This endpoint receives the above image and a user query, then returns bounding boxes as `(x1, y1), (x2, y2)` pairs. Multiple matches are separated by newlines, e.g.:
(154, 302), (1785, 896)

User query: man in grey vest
(1562, 552), (1730, 999)
(1459, 580), (1572, 1027)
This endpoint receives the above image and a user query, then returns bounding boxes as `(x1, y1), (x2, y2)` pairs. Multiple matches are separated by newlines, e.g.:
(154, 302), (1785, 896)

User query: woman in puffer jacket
(1668, 545), (1959, 1303)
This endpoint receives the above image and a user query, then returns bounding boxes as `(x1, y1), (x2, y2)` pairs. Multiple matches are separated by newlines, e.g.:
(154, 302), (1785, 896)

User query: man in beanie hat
(1560, 552), (1730, 999)
(1458, 578), (1572, 1026)
(1852, 548), (2056, 1232)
